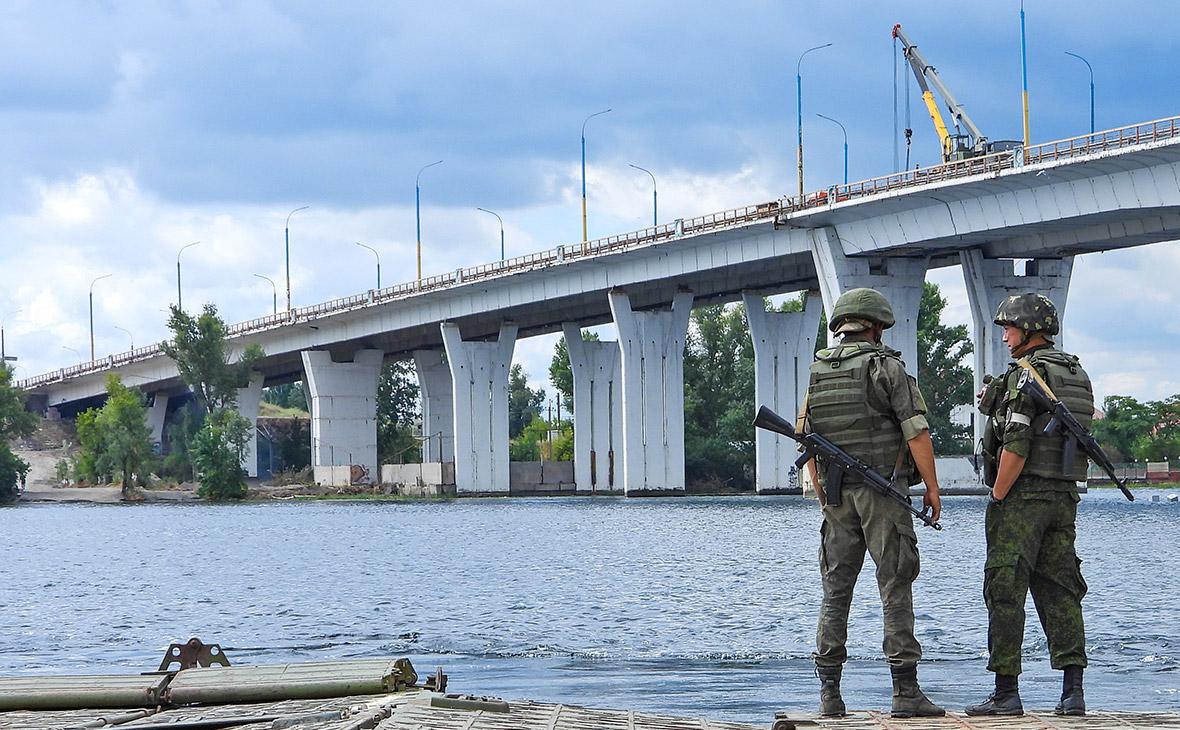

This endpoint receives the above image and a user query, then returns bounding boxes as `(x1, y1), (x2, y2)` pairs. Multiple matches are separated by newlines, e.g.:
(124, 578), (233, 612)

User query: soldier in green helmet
(967, 293), (1091, 717)
(802, 287), (944, 719)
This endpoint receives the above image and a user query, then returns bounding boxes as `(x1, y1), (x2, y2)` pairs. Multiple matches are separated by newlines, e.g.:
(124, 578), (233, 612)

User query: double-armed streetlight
(355, 242), (381, 289)
(581, 108), (611, 242)
(253, 274), (277, 315)
(1064, 51), (1095, 135)
(89, 274), (112, 362)
(628, 164), (657, 226)
(1, 308), (20, 363)
(816, 113), (848, 185)
(285, 205), (309, 312)
(796, 43), (832, 197)
(176, 241), (200, 310)
(475, 208), (505, 261)
(416, 160), (443, 281)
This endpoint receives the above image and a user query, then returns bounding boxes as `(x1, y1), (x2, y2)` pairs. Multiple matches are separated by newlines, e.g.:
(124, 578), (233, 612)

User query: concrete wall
(509, 461), (575, 493)
(381, 462), (455, 486)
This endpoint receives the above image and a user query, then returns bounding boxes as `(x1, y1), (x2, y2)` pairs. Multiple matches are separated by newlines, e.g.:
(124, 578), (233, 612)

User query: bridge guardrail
(18, 115), (1180, 391)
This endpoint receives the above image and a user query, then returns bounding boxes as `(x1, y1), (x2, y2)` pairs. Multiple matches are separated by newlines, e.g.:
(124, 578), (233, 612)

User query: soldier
(967, 293), (1090, 717)
(803, 287), (944, 719)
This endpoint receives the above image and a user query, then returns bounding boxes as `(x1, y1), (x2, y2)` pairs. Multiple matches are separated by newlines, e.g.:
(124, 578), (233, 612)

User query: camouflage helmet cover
(829, 287), (896, 332)
(993, 293), (1059, 336)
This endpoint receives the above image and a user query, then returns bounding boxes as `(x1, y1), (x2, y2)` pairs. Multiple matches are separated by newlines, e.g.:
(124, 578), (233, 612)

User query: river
(2, 490), (1176, 723)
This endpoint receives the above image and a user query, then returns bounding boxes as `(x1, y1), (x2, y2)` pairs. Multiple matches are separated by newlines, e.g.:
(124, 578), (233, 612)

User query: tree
(548, 331), (600, 412)
(377, 360), (421, 464)
(94, 374), (154, 497)
(191, 408), (251, 499)
(508, 364), (544, 439)
(916, 282), (974, 454)
(0, 364), (36, 501)
(263, 382), (307, 411)
(74, 408), (112, 483)
(1092, 395), (1154, 461)
(161, 303), (263, 415)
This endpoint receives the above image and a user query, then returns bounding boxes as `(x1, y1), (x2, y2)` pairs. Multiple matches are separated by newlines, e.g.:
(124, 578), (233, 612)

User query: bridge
(18, 116), (1180, 494)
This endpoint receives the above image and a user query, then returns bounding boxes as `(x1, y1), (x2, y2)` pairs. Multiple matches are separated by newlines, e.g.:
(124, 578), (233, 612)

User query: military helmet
(993, 293), (1059, 336)
(829, 287), (895, 333)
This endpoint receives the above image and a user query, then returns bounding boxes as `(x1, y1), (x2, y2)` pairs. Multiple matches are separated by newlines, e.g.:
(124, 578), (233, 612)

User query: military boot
(816, 665), (846, 718)
(965, 674), (1023, 716)
(889, 664), (945, 718)
(1055, 666), (1086, 716)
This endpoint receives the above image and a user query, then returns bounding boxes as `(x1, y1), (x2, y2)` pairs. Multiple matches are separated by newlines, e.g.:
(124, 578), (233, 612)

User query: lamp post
(355, 242), (381, 289)
(253, 274), (277, 314)
(796, 43), (832, 197)
(416, 160), (443, 281)
(1064, 51), (1095, 135)
(89, 274), (111, 362)
(285, 205), (309, 312)
(475, 208), (505, 261)
(62, 345), (81, 365)
(176, 241), (200, 310)
(816, 113), (848, 185)
(1, 309), (19, 363)
(628, 164), (657, 226)
(113, 326), (134, 351)
(581, 108), (611, 242)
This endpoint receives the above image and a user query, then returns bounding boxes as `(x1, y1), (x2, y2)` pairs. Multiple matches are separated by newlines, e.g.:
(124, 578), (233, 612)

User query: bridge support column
(742, 291), (822, 493)
(413, 350), (454, 463)
(609, 289), (693, 495)
(562, 322), (622, 493)
(441, 323), (517, 494)
(236, 373), (263, 478)
(146, 392), (169, 449)
(961, 250), (1074, 445)
(809, 227), (927, 371)
(301, 349), (383, 486)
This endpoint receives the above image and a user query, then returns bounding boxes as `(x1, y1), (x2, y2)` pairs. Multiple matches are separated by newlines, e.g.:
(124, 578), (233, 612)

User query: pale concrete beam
(146, 392), (169, 448)
(961, 250), (1073, 445)
(412, 349), (454, 463)
(236, 372), (264, 478)
(441, 322), (518, 494)
(608, 289), (693, 495)
(742, 291), (822, 493)
(301, 349), (384, 485)
(562, 322), (622, 492)
(809, 226), (927, 372)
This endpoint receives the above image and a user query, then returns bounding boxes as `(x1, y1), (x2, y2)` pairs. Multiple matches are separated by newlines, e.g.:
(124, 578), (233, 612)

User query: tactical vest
(807, 343), (913, 486)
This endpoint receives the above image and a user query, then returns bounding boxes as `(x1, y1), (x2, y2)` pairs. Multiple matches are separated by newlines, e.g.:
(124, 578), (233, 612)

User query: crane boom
(892, 23), (990, 161)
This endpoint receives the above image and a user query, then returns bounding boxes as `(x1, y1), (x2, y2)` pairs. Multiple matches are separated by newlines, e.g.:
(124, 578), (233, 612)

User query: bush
(192, 409), (251, 500)
(0, 448), (29, 501)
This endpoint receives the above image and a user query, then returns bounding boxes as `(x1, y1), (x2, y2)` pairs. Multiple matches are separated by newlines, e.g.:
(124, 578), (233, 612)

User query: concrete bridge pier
(742, 291), (822, 493)
(236, 373), (264, 478)
(961, 250), (1074, 444)
(301, 349), (384, 485)
(608, 289), (693, 496)
(441, 322), (517, 494)
(412, 349), (454, 463)
(146, 392), (169, 449)
(562, 322), (622, 492)
(809, 226), (927, 371)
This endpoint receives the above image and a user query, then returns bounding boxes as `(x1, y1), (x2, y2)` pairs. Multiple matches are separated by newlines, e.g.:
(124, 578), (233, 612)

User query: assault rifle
(1014, 359), (1135, 502)
(753, 405), (941, 530)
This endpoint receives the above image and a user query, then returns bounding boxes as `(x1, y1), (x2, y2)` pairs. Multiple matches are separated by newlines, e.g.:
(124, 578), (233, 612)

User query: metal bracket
(157, 637), (231, 672)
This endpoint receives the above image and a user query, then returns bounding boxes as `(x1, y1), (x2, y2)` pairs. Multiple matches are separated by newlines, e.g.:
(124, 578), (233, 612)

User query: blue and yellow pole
(1020, 1), (1030, 148)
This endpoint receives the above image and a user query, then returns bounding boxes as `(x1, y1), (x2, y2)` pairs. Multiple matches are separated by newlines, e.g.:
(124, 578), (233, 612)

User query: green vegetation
(0, 363), (36, 500)
(1093, 394), (1180, 462)
(508, 364), (544, 440)
(263, 382), (307, 411)
(190, 408), (251, 499)
(92, 374), (155, 496)
(917, 282), (974, 454)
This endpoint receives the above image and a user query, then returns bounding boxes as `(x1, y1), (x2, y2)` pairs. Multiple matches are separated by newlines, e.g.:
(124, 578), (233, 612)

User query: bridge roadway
(18, 116), (1180, 494)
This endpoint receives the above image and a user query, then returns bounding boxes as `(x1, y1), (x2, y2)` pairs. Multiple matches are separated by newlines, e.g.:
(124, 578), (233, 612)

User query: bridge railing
(1026, 115), (1180, 164)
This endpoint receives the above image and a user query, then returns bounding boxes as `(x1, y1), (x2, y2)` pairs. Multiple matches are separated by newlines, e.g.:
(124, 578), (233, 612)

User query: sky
(1, 1), (1178, 407)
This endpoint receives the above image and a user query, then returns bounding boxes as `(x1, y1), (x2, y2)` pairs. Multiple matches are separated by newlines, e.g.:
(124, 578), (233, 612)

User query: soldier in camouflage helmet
(967, 293), (1091, 717)
(803, 287), (944, 719)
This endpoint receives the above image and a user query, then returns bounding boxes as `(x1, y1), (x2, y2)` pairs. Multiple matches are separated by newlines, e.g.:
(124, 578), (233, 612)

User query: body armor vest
(807, 343), (914, 488)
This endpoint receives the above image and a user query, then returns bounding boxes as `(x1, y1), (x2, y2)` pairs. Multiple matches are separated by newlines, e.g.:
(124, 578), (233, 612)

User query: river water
(2, 491), (1177, 723)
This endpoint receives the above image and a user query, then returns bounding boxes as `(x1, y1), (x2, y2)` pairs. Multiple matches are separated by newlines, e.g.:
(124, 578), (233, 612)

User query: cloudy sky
(1, 1), (1177, 405)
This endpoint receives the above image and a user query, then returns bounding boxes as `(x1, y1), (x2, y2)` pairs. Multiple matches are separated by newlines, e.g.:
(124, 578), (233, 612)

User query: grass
(259, 402), (309, 418)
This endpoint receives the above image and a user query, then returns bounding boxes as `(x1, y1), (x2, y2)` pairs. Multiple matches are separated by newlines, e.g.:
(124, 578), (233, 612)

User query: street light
(581, 108), (611, 242)
(475, 208), (505, 261)
(355, 242), (381, 289)
(1064, 51), (1095, 135)
(253, 274), (277, 315)
(285, 205), (309, 312)
(796, 43), (832, 197)
(89, 274), (112, 362)
(113, 325), (134, 351)
(1, 309), (20, 363)
(416, 160), (443, 281)
(62, 345), (81, 365)
(176, 241), (200, 311)
(628, 163), (657, 227)
(816, 113), (848, 185)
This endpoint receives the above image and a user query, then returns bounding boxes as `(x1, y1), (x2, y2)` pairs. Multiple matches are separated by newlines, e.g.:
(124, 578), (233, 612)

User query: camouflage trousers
(984, 490), (1088, 676)
(815, 486), (923, 668)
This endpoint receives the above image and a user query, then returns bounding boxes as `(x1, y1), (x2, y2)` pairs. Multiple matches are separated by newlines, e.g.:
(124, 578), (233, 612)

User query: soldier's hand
(923, 489), (942, 525)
